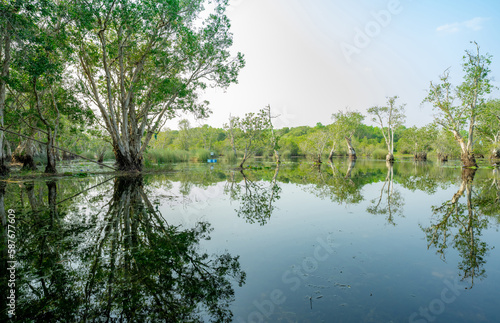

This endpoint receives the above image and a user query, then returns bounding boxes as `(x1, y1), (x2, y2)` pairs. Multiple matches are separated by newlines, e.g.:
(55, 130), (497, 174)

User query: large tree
(300, 129), (329, 164)
(368, 96), (406, 162)
(227, 108), (271, 168)
(71, 0), (244, 171)
(424, 42), (492, 167)
(331, 109), (364, 160)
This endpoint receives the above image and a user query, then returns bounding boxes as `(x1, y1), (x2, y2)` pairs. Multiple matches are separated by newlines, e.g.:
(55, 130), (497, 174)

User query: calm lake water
(1, 158), (499, 322)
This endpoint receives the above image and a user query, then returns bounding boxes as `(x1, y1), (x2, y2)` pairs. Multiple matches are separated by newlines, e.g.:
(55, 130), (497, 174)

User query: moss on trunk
(386, 153), (395, 163)
(461, 153), (477, 168)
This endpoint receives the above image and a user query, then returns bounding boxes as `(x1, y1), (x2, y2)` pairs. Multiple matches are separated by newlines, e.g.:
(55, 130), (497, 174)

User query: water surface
(1, 159), (499, 322)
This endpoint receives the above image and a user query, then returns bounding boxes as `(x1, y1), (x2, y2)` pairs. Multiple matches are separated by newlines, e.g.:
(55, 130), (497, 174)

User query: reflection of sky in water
(159, 172), (500, 322)
(6, 161), (500, 322)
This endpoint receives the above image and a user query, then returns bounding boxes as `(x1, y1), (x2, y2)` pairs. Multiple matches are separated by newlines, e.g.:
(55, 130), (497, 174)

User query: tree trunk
(316, 154), (322, 164)
(437, 153), (448, 162)
(0, 28), (11, 176)
(13, 139), (38, 171)
(97, 150), (105, 163)
(462, 167), (477, 184)
(461, 152), (477, 168)
(114, 143), (143, 172)
(328, 146), (335, 161)
(238, 150), (248, 169)
(228, 115), (237, 159)
(491, 147), (500, 159)
(414, 152), (427, 161)
(47, 180), (58, 220)
(345, 160), (356, 178)
(386, 153), (395, 163)
(5, 138), (11, 161)
(274, 150), (280, 164)
(345, 137), (356, 160)
(45, 133), (57, 174)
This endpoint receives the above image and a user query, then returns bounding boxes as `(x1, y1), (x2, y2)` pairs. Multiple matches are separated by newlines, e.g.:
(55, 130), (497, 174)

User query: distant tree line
(146, 95), (499, 168)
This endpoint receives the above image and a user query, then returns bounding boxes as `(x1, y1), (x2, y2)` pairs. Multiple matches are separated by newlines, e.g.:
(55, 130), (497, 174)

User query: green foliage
(368, 96), (406, 155)
(398, 125), (438, 155)
(371, 149), (387, 159)
(65, 0), (245, 170)
(191, 149), (212, 162)
(226, 108), (272, 167)
(424, 42), (493, 159)
(145, 149), (190, 164)
(300, 129), (329, 162)
(477, 99), (500, 155)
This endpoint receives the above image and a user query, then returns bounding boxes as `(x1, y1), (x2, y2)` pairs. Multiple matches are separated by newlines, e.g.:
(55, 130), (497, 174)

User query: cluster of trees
(146, 96), (498, 168)
(145, 43), (500, 169)
(1, 0), (243, 174)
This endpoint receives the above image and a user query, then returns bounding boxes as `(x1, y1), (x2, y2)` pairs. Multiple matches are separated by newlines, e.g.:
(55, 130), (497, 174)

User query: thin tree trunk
(345, 136), (356, 160)
(266, 105), (280, 164)
(239, 153), (248, 169)
(316, 153), (322, 164)
(229, 114), (237, 158)
(345, 160), (356, 178)
(328, 146), (335, 161)
(0, 29), (11, 175)
(4, 138), (11, 161)
(45, 132), (57, 173)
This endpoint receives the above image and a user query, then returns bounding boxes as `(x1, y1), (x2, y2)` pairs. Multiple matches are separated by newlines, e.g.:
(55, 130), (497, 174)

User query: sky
(165, 0), (500, 130)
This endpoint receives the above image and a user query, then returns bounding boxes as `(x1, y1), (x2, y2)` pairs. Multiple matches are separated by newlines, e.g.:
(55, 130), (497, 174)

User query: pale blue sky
(167, 0), (500, 129)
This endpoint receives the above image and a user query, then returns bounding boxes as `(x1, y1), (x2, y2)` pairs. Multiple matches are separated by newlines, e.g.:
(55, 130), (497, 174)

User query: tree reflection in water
(367, 161), (404, 225)
(423, 168), (498, 289)
(225, 166), (281, 226)
(8, 176), (245, 322)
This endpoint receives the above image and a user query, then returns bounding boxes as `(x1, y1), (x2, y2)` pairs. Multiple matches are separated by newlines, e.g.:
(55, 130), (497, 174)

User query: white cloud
(436, 17), (490, 33)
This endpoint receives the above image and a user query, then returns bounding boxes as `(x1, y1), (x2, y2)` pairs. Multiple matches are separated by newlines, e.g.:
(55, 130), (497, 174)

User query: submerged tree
(424, 42), (492, 167)
(368, 96), (406, 163)
(227, 109), (271, 168)
(71, 0), (244, 171)
(331, 109), (364, 160)
(301, 129), (329, 164)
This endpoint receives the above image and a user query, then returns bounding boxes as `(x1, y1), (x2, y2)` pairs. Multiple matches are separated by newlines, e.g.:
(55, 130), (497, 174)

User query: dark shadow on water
(0, 176), (245, 322)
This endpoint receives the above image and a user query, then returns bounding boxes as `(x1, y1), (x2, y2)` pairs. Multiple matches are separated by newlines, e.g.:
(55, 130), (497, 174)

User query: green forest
(1, 0), (499, 176)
